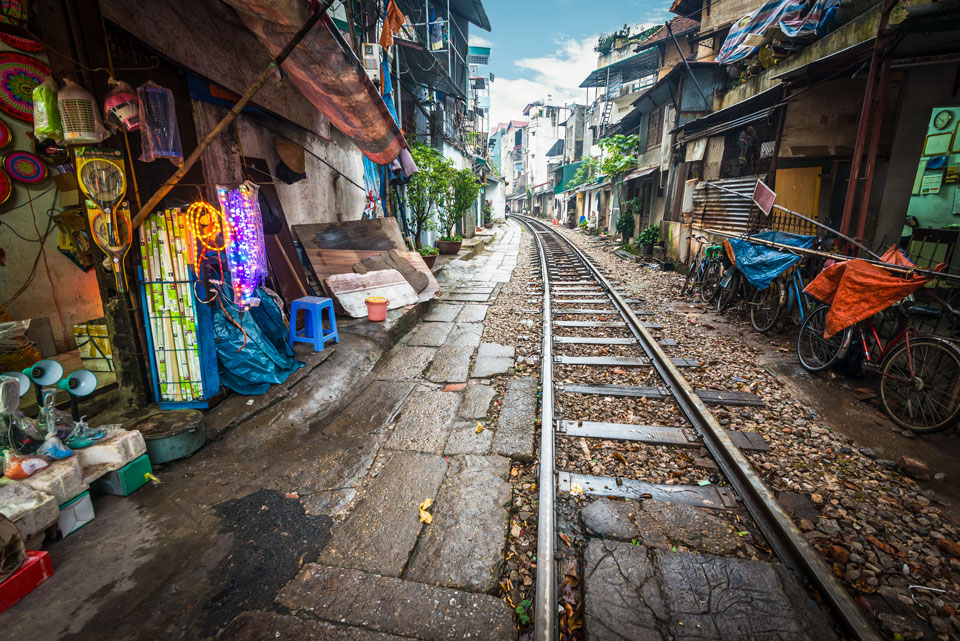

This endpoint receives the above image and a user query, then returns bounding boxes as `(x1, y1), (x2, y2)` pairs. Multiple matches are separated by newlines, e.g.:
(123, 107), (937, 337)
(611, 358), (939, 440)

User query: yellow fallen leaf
(476, 421), (484, 433)
(419, 498), (433, 524)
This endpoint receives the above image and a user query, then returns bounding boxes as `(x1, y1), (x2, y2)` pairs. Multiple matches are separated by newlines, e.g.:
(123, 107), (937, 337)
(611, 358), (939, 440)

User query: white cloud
(489, 35), (598, 130)
(469, 33), (494, 47)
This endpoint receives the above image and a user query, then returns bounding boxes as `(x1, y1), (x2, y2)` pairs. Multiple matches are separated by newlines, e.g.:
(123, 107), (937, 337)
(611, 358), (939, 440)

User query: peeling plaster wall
(0, 45), (102, 350)
(191, 101), (366, 226)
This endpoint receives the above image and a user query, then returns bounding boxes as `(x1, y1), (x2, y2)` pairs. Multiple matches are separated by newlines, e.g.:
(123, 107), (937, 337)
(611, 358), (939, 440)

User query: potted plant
(437, 168), (481, 254)
(417, 245), (439, 269)
(636, 224), (660, 256)
(482, 201), (493, 228)
(406, 142), (451, 249)
(615, 208), (634, 245)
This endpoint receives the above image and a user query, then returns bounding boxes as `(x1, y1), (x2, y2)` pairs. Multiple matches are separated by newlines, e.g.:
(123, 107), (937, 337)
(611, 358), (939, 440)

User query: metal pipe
(855, 55), (889, 242)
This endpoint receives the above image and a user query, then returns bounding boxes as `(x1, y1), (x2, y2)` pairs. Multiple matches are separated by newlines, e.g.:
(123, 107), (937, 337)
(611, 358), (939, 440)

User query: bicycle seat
(902, 303), (941, 318)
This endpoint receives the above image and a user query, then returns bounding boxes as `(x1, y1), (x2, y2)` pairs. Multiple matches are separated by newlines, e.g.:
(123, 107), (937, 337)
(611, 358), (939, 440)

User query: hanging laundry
(379, 0), (406, 49)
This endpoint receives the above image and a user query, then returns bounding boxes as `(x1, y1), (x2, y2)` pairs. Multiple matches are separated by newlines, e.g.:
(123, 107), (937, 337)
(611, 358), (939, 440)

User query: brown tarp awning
(225, 1), (407, 164)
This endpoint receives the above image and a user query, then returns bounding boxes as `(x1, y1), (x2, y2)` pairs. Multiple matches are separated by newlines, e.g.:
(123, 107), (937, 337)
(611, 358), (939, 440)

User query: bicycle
(797, 300), (960, 433)
(749, 263), (820, 333)
(681, 235), (724, 304)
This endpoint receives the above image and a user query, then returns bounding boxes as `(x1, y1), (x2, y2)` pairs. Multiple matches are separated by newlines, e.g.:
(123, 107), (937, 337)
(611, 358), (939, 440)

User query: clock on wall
(933, 109), (954, 130)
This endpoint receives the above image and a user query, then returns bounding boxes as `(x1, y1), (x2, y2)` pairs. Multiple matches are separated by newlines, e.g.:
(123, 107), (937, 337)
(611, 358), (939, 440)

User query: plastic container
(364, 296), (389, 322)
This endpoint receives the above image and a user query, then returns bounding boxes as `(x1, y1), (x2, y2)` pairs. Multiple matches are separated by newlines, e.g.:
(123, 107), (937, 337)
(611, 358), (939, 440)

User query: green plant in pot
(615, 208), (634, 245)
(482, 200), (493, 228)
(437, 168), (481, 254)
(417, 244), (439, 268)
(406, 142), (452, 248)
(636, 223), (660, 255)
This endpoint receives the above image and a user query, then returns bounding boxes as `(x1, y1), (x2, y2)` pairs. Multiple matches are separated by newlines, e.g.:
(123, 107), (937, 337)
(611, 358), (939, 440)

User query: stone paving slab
(319, 451), (446, 577)
(386, 388), (460, 453)
(321, 381), (415, 437)
(442, 293), (491, 302)
(218, 611), (407, 641)
(444, 323), (483, 347)
(405, 455), (511, 592)
(456, 304), (488, 323)
(426, 346), (474, 384)
(583, 539), (838, 641)
(424, 303), (463, 322)
(472, 343), (515, 378)
(444, 422), (493, 455)
(407, 321), (454, 347)
(375, 346), (437, 380)
(493, 377), (538, 462)
(278, 564), (516, 641)
(459, 383), (496, 419)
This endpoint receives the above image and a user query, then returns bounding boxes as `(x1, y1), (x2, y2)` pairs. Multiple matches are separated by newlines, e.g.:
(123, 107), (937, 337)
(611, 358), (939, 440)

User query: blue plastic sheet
(727, 231), (817, 291)
(717, 0), (833, 63)
(213, 287), (304, 396)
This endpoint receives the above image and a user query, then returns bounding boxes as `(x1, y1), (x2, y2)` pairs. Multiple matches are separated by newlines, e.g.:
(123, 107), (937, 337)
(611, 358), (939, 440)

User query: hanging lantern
(217, 181), (268, 309)
(103, 80), (140, 132)
(58, 79), (107, 144)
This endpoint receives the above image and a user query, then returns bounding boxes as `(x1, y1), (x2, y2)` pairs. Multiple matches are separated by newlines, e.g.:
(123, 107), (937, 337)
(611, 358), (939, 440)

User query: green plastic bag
(33, 76), (62, 141)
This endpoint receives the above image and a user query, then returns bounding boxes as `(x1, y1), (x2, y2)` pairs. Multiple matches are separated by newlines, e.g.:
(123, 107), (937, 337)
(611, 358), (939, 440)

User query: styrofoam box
(58, 491), (94, 537)
(0, 483), (58, 541)
(75, 430), (146, 470)
(19, 457), (85, 505)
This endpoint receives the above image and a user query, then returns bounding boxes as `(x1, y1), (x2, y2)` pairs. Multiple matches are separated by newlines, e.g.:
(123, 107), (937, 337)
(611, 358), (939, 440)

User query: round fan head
(79, 157), (125, 210)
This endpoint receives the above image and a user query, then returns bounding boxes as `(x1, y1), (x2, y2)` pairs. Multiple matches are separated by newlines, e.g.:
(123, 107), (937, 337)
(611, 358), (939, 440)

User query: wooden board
(326, 269), (419, 318)
(293, 217), (407, 252)
(354, 249), (428, 293)
(303, 248), (439, 303)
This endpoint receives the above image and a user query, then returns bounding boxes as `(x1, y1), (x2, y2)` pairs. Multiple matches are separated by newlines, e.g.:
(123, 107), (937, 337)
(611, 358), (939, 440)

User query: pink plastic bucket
(365, 296), (388, 322)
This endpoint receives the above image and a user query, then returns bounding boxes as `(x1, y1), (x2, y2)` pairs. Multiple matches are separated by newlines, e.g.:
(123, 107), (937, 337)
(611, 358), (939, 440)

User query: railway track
(514, 215), (881, 641)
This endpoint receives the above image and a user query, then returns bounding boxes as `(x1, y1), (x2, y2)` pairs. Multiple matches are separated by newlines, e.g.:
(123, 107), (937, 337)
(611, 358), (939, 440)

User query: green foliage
(515, 599), (532, 626)
(597, 135), (641, 183)
(578, 219), (589, 230)
(624, 196), (644, 215)
(417, 245), (439, 256)
(481, 200), (492, 223)
(568, 155), (600, 190)
(636, 223), (660, 246)
(594, 24), (631, 55)
(442, 168), (481, 237)
(407, 142), (453, 248)
(615, 208), (635, 241)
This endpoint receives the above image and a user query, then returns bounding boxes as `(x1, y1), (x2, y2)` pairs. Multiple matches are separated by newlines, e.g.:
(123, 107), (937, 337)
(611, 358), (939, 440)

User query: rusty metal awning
(579, 47), (660, 88)
(691, 176), (761, 234)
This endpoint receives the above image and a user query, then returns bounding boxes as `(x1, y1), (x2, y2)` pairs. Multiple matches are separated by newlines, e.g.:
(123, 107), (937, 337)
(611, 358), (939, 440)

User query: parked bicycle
(681, 235), (724, 303)
(797, 300), (960, 433)
(749, 260), (820, 333)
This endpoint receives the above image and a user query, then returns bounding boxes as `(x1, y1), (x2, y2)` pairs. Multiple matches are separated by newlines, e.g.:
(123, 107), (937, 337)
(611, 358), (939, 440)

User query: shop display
(58, 79), (107, 144)
(3, 150), (47, 184)
(31, 76), (60, 140)
(0, 169), (12, 206)
(0, 118), (12, 149)
(0, 52), (48, 123)
(217, 181), (269, 308)
(0, 33), (43, 53)
(137, 82), (182, 165)
(75, 147), (132, 292)
(140, 209), (204, 402)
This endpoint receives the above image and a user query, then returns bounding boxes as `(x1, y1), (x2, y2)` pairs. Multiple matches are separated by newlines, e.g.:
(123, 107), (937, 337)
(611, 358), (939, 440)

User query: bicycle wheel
(750, 279), (783, 333)
(716, 270), (740, 313)
(880, 337), (960, 433)
(796, 305), (851, 372)
(699, 260), (722, 304)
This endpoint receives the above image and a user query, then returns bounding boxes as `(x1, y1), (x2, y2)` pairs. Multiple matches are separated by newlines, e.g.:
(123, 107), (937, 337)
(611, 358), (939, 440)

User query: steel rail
(515, 216), (882, 641)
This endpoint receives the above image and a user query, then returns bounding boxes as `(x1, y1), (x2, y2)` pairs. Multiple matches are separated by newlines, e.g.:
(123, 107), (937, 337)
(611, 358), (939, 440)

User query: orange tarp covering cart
(804, 246), (934, 338)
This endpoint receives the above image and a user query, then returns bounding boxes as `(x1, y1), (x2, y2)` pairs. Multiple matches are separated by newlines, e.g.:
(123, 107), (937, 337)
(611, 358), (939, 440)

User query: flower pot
(436, 240), (462, 255)
(484, 222), (493, 229)
(364, 296), (389, 322)
(642, 243), (654, 256)
(420, 254), (437, 269)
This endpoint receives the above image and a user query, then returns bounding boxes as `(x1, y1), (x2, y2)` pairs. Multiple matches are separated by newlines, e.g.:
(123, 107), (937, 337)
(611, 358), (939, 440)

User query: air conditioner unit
(362, 43), (382, 84)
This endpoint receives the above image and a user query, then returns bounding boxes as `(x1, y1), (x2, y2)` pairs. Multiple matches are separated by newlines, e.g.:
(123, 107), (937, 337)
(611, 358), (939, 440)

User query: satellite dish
(57, 369), (97, 397)
(23, 359), (63, 386)
(1, 371), (29, 397)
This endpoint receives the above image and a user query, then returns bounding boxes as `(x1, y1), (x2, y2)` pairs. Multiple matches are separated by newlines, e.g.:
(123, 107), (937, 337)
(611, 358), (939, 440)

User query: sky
(471, 0), (674, 130)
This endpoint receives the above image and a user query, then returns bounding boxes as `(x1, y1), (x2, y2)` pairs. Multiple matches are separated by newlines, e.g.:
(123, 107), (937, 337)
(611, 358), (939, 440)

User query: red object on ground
(0, 551), (53, 614)
(365, 296), (389, 322)
(804, 246), (932, 338)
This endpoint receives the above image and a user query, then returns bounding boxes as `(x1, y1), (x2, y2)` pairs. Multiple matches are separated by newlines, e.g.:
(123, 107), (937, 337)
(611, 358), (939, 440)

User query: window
(515, 130), (523, 146)
(646, 105), (664, 152)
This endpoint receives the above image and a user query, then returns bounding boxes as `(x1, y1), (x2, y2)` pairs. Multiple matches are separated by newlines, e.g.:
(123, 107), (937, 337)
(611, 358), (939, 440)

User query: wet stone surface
(584, 539), (838, 641)
(319, 451), (446, 577)
(424, 303), (463, 322)
(471, 343), (515, 378)
(459, 382), (496, 419)
(407, 321), (455, 347)
(444, 322), (484, 348)
(386, 388), (460, 453)
(405, 455), (512, 592)
(278, 564), (516, 641)
(457, 304), (489, 323)
(426, 345), (474, 384)
(444, 421), (494, 455)
(493, 377), (539, 462)
(319, 380), (415, 437)
(375, 345), (437, 380)
(217, 611), (407, 640)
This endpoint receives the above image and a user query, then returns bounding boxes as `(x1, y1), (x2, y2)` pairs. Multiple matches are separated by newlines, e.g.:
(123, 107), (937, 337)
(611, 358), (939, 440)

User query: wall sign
(923, 132), (953, 156)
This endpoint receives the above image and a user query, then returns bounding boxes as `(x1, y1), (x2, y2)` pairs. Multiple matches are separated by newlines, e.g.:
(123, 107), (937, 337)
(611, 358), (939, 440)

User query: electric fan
(75, 147), (132, 292)
(58, 79), (107, 144)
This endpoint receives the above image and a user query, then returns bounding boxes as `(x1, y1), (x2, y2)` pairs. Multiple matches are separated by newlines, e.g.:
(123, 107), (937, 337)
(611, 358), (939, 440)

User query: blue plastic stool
(289, 296), (339, 351)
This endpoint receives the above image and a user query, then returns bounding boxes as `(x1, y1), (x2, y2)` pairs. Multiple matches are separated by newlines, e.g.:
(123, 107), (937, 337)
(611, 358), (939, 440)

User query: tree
(568, 155), (600, 190)
(406, 142), (452, 248)
(596, 135), (642, 236)
(441, 168), (481, 240)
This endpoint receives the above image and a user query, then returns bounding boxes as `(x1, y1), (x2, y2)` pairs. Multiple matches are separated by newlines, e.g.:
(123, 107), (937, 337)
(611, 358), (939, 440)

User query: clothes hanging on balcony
(716, 0), (835, 63)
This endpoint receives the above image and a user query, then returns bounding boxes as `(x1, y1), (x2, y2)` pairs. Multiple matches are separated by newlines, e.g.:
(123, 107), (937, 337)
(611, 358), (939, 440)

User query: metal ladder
(600, 72), (623, 137)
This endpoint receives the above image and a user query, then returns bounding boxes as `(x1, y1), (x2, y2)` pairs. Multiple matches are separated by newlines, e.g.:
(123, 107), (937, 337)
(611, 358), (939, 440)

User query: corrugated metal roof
(691, 176), (760, 235)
